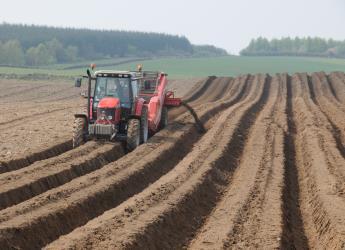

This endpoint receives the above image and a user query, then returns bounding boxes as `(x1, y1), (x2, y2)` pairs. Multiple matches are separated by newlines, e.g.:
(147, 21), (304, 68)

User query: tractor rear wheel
(140, 106), (149, 143)
(127, 119), (140, 151)
(73, 117), (86, 148)
(159, 106), (168, 129)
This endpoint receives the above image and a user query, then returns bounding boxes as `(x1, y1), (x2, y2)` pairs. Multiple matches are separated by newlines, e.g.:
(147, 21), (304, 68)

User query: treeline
(0, 23), (227, 66)
(240, 37), (345, 58)
(0, 39), (78, 66)
(193, 45), (228, 57)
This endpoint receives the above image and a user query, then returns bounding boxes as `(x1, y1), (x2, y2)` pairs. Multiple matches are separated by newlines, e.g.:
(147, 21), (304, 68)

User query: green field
(1, 56), (345, 79)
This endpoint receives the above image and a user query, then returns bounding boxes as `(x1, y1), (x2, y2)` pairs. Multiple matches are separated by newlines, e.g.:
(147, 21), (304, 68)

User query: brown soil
(0, 79), (83, 166)
(0, 73), (344, 250)
(0, 78), (198, 170)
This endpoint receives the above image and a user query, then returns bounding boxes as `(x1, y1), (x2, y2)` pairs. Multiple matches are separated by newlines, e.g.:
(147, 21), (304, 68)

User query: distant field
(1, 56), (345, 78)
(116, 56), (345, 77)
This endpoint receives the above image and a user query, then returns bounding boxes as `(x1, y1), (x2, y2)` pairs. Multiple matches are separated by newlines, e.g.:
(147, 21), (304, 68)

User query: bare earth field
(0, 72), (344, 249)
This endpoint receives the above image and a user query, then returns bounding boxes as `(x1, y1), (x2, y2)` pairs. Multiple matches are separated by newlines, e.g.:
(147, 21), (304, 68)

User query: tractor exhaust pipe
(181, 101), (206, 133)
(86, 69), (92, 123)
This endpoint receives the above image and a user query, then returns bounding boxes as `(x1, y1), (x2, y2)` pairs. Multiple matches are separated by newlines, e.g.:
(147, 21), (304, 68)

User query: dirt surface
(0, 73), (345, 249)
(0, 79), (83, 166)
(0, 78), (198, 170)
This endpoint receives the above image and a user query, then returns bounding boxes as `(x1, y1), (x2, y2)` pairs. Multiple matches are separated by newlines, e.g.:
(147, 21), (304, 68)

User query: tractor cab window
(131, 80), (139, 98)
(94, 77), (131, 105)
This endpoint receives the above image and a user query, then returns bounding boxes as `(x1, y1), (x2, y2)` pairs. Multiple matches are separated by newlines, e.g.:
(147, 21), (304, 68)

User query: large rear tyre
(159, 106), (168, 130)
(73, 117), (86, 148)
(127, 119), (140, 151)
(140, 106), (149, 143)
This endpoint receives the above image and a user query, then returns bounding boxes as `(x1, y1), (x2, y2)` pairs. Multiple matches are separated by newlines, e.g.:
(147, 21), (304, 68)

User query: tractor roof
(94, 70), (133, 76)
(93, 70), (164, 79)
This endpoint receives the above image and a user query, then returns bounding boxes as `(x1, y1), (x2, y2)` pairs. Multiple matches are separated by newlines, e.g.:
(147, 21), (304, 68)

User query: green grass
(114, 56), (345, 78)
(1, 56), (345, 79)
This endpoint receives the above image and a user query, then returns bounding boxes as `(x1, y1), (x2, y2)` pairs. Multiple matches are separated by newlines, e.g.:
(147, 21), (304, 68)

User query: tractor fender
(127, 115), (141, 120)
(74, 114), (88, 121)
(73, 114), (89, 135)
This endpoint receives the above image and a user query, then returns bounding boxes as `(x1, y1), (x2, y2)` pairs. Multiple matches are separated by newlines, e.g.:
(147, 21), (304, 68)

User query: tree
(240, 36), (345, 58)
(46, 38), (65, 63)
(0, 23), (197, 61)
(0, 41), (4, 64)
(0, 40), (25, 65)
(336, 44), (345, 57)
(25, 43), (56, 66)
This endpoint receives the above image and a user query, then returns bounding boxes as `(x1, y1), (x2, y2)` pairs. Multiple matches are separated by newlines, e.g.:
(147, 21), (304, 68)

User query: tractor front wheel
(127, 119), (140, 151)
(73, 117), (86, 148)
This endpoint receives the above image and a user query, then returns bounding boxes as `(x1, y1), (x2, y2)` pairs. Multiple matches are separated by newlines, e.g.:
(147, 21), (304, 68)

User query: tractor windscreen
(94, 77), (131, 106)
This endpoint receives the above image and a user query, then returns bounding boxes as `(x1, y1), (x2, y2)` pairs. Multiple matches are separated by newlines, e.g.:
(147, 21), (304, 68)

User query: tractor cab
(91, 71), (138, 123)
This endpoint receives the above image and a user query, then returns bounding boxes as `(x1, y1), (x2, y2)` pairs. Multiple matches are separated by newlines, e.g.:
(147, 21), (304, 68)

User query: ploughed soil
(0, 72), (344, 249)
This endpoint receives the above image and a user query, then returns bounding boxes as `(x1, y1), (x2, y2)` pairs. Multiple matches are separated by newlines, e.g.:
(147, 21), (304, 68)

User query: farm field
(0, 71), (345, 249)
(2, 56), (345, 78)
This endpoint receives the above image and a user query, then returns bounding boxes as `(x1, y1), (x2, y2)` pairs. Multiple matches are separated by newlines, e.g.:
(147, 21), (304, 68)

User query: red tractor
(73, 67), (183, 151)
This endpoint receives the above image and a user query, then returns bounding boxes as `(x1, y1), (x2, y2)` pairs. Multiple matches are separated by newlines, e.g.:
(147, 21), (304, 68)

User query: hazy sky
(1, 0), (344, 54)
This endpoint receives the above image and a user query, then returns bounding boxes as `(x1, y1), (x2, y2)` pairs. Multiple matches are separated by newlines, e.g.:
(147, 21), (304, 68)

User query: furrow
(189, 75), (280, 249)
(308, 74), (345, 155)
(18, 86), (77, 103)
(291, 73), (345, 249)
(328, 72), (345, 104)
(302, 72), (345, 196)
(0, 76), (246, 249)
(313, 72), (345, 113)
(183, 76), (217, 103)
(45, 74), (269, 250)
(0, 106), (76, 127)
(307, 74), (345, 158)
(335, 71), (345, 79)
(0, 142), (124, 210)
(280, 74), (309, 249)
(0, 140), (73, 174)
(168, 76), (220, 120)
(37, 93), (80, 103)
(169, 77), (232, 119)
(305, 74), (345, 158)
(190, 77), (233, 104)
(0, 84), (50, 99)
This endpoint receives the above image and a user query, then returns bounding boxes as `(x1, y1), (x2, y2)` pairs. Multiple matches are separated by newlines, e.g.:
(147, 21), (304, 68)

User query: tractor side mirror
(75, 77), (82, 87)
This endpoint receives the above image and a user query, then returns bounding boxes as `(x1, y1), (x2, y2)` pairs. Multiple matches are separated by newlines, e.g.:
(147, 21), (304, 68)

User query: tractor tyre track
(291, 73), (345, 249)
